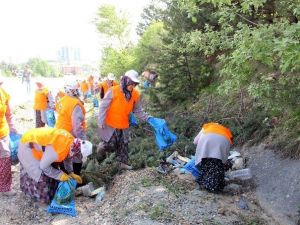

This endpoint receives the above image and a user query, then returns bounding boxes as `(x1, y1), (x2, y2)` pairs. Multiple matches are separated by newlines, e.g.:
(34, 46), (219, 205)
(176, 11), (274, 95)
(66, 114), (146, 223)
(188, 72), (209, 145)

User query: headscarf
(121, 75), (137, 101)
(69, 138), (81, 158)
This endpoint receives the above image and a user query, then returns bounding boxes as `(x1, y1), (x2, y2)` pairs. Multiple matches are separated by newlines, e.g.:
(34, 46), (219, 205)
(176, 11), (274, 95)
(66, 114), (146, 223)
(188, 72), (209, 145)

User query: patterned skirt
(196, 158), (225, 193)
(35, 110), (45, 128)
(0, 157), (12, 192)
(20, 166), (57, 204)
(97, 129), (129, 164)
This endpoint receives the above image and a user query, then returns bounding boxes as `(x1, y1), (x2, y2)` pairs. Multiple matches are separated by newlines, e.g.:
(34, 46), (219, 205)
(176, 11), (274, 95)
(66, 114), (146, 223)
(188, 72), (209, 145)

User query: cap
(80, 140), (93, 157)
(107, 73), (116, 81)
(124, 70), (140, 83)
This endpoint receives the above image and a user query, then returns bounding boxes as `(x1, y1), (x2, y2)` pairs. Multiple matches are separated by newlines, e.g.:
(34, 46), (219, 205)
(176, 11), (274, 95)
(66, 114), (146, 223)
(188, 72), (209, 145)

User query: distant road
(0, 76), (77, 107)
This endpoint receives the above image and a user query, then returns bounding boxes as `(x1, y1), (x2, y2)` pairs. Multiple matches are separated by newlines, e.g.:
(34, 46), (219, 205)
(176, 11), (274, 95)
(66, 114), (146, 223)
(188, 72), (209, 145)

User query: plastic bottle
(227, 168), (252, 181)
(95, 187), (105, 204)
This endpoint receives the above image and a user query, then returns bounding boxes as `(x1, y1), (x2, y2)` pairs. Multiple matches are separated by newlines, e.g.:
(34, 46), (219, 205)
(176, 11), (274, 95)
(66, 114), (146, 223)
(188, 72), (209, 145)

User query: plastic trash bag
(143, 81), (150, 89)
(182, 156), (200, 178)
(87, 91), (92, 99)
(129, 113), (138, 127)
(147, 117), (177, 151)
(9, 132), (22, 164)
(46, 109), (56, 127)
(93, 98), (99, 108)
(47, 179), (77, 217)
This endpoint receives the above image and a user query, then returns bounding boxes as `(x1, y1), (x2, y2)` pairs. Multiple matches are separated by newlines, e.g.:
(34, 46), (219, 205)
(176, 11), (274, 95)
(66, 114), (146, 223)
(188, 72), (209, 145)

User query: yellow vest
(105, 85), (139, 129)
(0, 87), (10, 138)
(33, 88), (48, 110)
(55, 95), (86, 133)
(21, 127), (74, 162)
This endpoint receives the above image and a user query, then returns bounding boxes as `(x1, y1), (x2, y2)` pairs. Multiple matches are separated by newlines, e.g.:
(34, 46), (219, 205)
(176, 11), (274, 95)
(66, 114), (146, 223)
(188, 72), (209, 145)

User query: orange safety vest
(55, 95), (86, 133)
(33, 87), (49, 110)
(100, 80), (118, 96)
(202, 122), (233, 144)
(0, 87), (10, 138)
(105, 85), (140, 129)
(21, 127), (74, 162)
(80, 81), (89, 94)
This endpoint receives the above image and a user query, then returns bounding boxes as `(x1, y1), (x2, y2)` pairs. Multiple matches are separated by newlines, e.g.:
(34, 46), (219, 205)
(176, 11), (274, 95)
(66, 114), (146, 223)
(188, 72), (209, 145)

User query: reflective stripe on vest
(105, 85), (140, 129)
(55, 95), (86, 133)
(21, 127), (74, 162)
(0, 87), (10, 138)
(33, 88), (49, 110)
(202, 123), (233, 144)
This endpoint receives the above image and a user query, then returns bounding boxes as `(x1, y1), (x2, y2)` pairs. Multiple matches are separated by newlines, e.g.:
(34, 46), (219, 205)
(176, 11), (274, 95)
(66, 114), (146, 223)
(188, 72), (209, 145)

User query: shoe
(118, 162), (133, 170)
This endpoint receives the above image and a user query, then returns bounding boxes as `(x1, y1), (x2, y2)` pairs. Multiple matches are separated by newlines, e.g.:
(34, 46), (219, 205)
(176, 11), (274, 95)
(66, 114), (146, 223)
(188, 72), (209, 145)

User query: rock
(218, 207), (226, 215)
(223, 183), (242, 195)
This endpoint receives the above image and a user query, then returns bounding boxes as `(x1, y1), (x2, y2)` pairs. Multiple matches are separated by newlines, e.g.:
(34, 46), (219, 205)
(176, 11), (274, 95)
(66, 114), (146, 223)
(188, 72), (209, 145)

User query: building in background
(57, 46), (82, 75)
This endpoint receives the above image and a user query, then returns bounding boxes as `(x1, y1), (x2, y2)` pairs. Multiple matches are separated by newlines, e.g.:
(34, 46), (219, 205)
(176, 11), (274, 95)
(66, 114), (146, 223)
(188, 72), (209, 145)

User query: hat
(80, 140), (93, 157)
(107, 73), (115, 81)
(124, 70), (140, 83)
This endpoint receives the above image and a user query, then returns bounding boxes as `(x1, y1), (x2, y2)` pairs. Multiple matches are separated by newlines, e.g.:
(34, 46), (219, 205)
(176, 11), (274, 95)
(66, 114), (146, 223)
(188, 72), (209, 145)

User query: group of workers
(0, 68), (233, 207)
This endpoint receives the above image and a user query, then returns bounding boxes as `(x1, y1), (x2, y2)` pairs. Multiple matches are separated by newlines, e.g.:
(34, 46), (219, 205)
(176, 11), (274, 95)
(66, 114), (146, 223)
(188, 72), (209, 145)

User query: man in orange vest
(18, 127), (92, 204)
(99, 73), (118, 99)
(33, 82), (55, 127)
(0, 79), (19, 196)
(194, 122), (233, 193)
(97, 70), (151, 170)
(55, 81), (86, 175)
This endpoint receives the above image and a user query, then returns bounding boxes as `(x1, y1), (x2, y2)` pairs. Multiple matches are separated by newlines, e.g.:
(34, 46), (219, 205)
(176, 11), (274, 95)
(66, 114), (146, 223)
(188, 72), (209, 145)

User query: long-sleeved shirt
(98, 88), (150, 143)
(18, 142), (73, 182)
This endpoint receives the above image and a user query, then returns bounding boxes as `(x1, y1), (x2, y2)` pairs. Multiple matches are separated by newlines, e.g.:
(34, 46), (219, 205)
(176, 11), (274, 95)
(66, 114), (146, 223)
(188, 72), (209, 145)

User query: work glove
(70, 172), (82, 184)
(59, 173), (70, 182)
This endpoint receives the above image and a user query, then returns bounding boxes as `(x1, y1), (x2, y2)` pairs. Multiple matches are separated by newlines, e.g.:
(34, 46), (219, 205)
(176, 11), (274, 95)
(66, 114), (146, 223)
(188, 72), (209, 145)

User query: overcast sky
(0, 0), (150, 65)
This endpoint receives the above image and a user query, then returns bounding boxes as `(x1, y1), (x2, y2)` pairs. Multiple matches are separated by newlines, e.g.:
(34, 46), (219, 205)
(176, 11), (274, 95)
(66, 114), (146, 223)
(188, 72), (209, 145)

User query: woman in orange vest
(99, 73), (118, 99)
(194, 122), (233, 193)
(87, 75), (94, 94)
(80, 80), (89, 100)
(17, 127), (92, 204)
(0, 80), (19, 195)
(97, 70), (151, 170)
(55, 81), (86, 175)
(55, 89), (65, 103)
(33, 82), (55, 127)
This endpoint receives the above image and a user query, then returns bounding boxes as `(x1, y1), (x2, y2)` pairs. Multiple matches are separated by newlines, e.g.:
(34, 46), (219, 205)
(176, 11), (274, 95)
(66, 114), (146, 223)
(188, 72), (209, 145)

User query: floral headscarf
(121, 75), (137, 101)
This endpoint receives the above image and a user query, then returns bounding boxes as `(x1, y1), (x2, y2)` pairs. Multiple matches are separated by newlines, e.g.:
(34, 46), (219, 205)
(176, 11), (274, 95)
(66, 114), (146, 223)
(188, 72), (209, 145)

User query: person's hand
(70, 172), (82, 184)
(59, 173), (70, 182)
(10, 128), (19, 135)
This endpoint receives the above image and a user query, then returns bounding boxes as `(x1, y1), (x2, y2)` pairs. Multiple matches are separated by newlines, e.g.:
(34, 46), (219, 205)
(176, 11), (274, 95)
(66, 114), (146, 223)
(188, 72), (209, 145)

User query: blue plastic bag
(87, 91), (92, 98)
(147, 117), (177, 151)
(182, 156), (200, 178)
(129, 113), (138, 127)
(46, 109), (56, 127)
(143, 81), (150, 89)
(47, 179), (77, 217)
(93, 98), (99, 107)
(9, 132), (22, 164)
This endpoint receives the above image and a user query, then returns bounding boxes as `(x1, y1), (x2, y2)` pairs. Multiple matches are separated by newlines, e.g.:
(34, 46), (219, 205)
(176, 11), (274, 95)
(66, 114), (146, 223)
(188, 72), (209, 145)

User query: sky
(0, 0), (151, 65)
